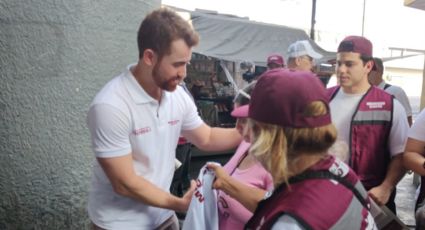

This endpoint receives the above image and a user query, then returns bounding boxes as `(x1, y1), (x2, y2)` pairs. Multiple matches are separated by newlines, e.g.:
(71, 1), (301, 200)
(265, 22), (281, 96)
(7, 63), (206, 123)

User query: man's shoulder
(326, 86), (340, 99)
(369, 86), (394, 99)
(90, 73), (129, 108)
(384, 84), (406, 95)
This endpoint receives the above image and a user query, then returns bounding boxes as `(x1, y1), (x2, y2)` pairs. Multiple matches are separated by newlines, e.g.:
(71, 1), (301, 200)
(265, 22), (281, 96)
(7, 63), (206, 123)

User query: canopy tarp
(189, 10), (335, 66)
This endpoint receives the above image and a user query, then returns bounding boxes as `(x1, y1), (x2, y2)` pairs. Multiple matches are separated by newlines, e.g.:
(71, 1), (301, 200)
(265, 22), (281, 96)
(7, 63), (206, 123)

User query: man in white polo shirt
(86, 8), (241, 230)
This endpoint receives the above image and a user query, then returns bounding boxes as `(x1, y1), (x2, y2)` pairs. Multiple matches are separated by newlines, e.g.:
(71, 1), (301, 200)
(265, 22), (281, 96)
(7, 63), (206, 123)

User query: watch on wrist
(263, 190), (273, 200)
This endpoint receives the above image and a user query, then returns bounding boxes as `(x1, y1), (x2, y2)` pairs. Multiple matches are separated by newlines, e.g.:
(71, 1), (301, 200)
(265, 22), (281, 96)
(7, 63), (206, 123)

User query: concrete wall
(385, 67), (424, 116)
(0, 0), (160, 228)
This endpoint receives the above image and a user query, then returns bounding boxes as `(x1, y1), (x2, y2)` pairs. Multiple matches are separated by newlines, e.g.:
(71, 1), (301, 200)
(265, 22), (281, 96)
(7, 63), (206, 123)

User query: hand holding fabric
(368, 185), (391, 206)
(207, 163), (231, 191)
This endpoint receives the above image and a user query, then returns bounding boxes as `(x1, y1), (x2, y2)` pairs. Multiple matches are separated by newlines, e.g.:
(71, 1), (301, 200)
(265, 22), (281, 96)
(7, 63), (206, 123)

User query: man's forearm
(200, 127), (241, 151)
(381, 154), (406, 191)
(116, 175), (184, 211)
(98, 155), (187, 212)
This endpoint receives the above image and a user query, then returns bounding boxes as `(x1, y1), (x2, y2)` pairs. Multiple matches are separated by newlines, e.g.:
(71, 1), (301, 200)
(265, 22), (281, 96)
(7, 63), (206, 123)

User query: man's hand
(177, 180), (196, 213)
(368, 184), (392, 206)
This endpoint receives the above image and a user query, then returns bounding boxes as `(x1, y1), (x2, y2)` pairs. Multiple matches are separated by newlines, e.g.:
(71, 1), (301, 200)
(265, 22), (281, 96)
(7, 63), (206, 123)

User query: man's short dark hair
(137, 8), (199, 60)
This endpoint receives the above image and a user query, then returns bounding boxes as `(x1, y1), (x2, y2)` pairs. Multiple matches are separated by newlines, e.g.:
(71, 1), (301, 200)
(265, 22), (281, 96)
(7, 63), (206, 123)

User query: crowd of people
(86, 7), (424, 230)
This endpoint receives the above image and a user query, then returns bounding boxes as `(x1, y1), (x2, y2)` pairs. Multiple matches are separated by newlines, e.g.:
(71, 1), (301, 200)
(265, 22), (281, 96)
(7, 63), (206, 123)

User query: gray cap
(287, 40), (323, 59)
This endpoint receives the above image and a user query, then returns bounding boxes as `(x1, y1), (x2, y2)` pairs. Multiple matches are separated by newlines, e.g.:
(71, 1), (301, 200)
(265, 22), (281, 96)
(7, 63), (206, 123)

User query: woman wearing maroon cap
(233, 69), (375, 229)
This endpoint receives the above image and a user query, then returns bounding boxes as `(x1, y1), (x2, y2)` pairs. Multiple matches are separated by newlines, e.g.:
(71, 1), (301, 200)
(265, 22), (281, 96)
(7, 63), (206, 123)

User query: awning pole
(310, 0), (317, 40)
(421, 58), (425, 110)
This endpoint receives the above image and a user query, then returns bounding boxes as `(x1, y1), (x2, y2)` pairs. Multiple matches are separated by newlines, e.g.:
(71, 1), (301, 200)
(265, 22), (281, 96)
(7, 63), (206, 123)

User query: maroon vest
(245, 156), (372, 230)
(328, 86), (393, 189)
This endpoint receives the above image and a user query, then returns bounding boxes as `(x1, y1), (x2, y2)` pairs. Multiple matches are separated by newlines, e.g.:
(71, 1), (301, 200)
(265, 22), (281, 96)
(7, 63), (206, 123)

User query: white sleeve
(391, 87), (412, 116)
(388, 100), (409, 157)
(87, 104), (132, 158)
(271, 215), (305, 230)
(409, 109), (425, 141)
(181, 89), (204, 131)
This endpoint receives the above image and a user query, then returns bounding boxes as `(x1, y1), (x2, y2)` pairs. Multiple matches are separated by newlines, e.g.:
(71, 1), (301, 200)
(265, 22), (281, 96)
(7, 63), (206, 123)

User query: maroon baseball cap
(267, 54), (285, 66)
(337, 35), (373, 57)
(231, 105), (249, 118)
(248, 69), (331, 128)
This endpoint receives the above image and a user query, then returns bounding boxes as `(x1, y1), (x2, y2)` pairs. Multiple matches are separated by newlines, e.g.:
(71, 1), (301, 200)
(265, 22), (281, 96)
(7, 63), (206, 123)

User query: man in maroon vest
(328, 36), (409, 214)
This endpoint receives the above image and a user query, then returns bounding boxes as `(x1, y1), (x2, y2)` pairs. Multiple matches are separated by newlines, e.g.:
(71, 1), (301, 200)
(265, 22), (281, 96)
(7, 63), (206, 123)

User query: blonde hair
(247, 101), (337, 187)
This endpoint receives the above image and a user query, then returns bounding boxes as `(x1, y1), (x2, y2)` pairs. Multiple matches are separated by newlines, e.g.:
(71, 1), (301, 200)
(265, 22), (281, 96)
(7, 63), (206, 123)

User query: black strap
(289, 170), (369, 209)
(383, 83), (392, 90)
(328, 86), (340, 101)
(229, 151), (248, 176)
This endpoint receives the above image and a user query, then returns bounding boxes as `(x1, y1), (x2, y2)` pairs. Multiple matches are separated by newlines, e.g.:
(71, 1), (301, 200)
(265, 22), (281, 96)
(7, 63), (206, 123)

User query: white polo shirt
(87, 65), (203, 229)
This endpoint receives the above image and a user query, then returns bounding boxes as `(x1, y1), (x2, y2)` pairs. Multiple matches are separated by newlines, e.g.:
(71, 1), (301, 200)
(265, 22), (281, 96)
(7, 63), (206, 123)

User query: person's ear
(142, 49), (157, 66)
(366, 60), (374, 71)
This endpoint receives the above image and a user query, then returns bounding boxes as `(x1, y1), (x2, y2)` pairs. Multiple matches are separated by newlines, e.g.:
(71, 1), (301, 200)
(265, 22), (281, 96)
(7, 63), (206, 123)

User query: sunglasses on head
(237, 89), (251, 100)
(338, 40), (355, 52)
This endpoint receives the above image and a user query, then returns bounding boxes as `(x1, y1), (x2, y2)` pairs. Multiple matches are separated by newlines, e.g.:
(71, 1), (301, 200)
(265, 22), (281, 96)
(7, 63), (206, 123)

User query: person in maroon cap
(266, 54), (285, 70)
(226, 69), (375, 229)
(327, 36), (408, 214)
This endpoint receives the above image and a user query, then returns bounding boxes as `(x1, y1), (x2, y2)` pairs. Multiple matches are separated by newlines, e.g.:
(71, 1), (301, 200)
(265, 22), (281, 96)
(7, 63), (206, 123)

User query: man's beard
(152, 63), (181, 92)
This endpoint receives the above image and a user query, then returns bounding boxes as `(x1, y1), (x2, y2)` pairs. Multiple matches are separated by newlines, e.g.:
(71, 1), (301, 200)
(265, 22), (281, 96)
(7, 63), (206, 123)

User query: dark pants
(386, 189), (397, 215)
(170, 143), (192, 197)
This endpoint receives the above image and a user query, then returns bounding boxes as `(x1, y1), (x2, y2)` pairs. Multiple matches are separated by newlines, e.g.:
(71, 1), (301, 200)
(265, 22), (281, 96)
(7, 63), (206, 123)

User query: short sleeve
(388, 100), (409, 157)
(87, 104), (132, 158)
(181, 92), (203, 131)
(409, 109), (425, 142)
(391, 87), (412, 116)
(271, 215), (305, 230)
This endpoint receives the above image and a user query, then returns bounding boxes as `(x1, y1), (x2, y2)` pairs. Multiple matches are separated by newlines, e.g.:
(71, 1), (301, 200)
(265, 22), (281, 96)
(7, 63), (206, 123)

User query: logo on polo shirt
(168, 120), (180, 126)
(366, 101), (385, 109)
(132, 127), (151, 135)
